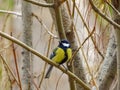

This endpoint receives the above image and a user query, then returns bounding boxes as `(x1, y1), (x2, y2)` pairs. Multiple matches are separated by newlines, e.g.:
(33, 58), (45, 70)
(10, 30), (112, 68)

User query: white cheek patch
(62, 43), (70, 47)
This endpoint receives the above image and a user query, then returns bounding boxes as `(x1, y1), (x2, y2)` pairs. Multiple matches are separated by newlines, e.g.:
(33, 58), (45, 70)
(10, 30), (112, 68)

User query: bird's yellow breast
(66, 48), (72, 62)
(52, 48), (65, 64)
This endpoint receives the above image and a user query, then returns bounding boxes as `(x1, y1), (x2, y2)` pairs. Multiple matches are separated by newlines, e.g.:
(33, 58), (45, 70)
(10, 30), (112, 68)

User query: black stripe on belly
(59, 50), (68, 64)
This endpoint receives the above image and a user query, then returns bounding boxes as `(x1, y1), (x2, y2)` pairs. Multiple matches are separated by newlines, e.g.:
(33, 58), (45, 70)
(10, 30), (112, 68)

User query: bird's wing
(50, 48), (58, 59)
(66, 48), (72, 62)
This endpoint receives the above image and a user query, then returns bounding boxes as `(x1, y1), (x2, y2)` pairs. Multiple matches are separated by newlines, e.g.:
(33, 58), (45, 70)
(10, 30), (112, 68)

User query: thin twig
(0, 54), (20, 87)
(0, 10), (21, 16)
(88, 0), (120, 30)
(32, 79), (39, 90)
(0, 43), (12, 53)
(11, 33), (22, 90)
(23, 0), (54, 8)
(66, 0), (72, 16)
(72, 0), (75, 18)
(74, 3), (104, 59)
(32, 13), (58, 38)
(106, 1), (120, 16)
(0, 31), (91, 90)
(70, 26), (95, 65)
(39, 23), (54, 88)
(73, 20), (99, 90)
(55, 72), (64, 90)
(27, 70), (39, 90)
(2, 14), (10, 32)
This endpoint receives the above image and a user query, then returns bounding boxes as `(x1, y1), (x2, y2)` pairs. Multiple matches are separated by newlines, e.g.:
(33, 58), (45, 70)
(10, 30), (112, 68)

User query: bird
(45, 39), (72, 78)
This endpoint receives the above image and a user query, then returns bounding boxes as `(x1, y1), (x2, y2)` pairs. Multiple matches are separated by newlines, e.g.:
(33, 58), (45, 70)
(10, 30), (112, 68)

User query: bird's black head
(58, 39), (71, 50)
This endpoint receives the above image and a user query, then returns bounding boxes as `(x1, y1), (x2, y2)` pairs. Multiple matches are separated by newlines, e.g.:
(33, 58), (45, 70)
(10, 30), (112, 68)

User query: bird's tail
(45, 65), (53, 78)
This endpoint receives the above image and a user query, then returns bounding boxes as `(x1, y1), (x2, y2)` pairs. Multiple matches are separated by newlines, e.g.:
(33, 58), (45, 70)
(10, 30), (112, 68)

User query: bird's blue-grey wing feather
(45, 47), (58, 79)
(50, 48), (58, 59)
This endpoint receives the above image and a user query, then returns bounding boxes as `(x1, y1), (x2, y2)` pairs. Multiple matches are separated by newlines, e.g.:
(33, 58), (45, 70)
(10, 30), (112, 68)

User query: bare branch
(74, 3), (104, 59)
(0, 55), (20, 87)
(71, 27), (95, 63)
(0, 10), (21, 16)
(32, 13), (58, 38)
(23, 0), (54, 8)
(88, 0), (120, 30)
(106, 1), (120, 16)
(12, 41), (22, 90)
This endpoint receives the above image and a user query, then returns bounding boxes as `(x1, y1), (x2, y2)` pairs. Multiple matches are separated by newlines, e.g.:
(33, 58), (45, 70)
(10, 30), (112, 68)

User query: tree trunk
(61, 3), (87, 90)
(21, 1), (33, 90)
(111, 0), (120, 90)
(97, 33), (117, 90)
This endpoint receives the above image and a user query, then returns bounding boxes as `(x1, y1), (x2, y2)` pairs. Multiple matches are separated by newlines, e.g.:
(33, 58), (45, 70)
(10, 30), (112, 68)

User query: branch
(0, 55), (20, 87)
(71, 27), (95, 63)
(0, 31), (91, 90)
(74, 3), (104, 59)
(32, 13), (58, 38)
(0, 10), (21, 16)
(54, 0), (67, 39)
(106, 1), (120, 16)
(12, 42), (22, 90)
(23, 0), (54, 8)
(88, 0), (120, 30)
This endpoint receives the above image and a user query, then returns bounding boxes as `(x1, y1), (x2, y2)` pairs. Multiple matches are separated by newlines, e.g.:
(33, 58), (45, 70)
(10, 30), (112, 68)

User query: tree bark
(97, 33), (117, 90)
(111, 0), (120, 90)
(21, 1), (33, 90)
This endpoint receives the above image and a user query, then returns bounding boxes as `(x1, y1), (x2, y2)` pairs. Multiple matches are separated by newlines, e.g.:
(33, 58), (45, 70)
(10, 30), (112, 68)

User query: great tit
(45, 39), (72, 78)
